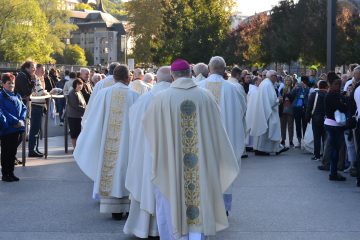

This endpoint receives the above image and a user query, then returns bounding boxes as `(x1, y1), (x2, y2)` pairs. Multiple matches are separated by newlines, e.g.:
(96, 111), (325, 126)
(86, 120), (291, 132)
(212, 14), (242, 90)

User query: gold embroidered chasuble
(143, 78), (239, 238)
(99, 89), (126, 196)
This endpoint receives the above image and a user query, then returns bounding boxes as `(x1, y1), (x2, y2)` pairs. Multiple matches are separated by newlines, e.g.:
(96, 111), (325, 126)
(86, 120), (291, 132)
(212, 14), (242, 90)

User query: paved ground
(0, 137), (360, 240)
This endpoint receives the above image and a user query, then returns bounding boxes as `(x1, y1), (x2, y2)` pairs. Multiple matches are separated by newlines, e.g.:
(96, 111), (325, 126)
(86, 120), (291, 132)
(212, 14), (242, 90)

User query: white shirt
(344, 78), (354, 92)
(354, 84), (360, 119)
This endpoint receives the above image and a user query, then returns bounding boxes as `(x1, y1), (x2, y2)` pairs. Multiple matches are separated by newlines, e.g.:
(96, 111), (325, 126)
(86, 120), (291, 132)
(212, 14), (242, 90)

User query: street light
(121, 35), (127, 64)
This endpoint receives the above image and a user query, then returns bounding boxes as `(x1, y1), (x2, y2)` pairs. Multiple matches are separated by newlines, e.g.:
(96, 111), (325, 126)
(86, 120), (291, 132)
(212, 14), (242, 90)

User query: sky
(236, 0), (281, 15)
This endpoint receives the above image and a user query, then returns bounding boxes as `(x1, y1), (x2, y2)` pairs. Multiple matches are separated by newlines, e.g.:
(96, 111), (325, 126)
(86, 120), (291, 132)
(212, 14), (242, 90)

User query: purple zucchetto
(171, 59), (190, 71)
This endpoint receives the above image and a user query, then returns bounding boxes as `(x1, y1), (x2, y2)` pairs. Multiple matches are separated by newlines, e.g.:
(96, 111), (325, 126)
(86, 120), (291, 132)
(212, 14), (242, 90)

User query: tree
(295, 0), (327, 66)
(63, 44), (87, 66)
(85, 50), (94, 66)
(261, 0), (299, 67)
(336, 2), (360, 65)
(153, 0), (234, 64)
(36, 0), (78, 56)
(125, 0), (162, 63)
(0, 0), (53, 63)
(103, 0), (126, 19)
(236, 13), (269, 67)
(75, 3), (94, 11)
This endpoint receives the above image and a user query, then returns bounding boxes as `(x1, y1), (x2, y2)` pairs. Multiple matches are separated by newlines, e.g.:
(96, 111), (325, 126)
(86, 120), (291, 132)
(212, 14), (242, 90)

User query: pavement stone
(0, 136), (360, 240)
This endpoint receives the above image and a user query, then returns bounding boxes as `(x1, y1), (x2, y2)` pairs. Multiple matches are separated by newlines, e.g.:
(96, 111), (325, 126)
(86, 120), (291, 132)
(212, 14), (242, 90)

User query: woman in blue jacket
(0, 73), (27, 182)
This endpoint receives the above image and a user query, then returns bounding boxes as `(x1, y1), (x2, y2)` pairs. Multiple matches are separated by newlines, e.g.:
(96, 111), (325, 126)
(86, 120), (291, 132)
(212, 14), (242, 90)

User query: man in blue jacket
(0, 73), (27, 182)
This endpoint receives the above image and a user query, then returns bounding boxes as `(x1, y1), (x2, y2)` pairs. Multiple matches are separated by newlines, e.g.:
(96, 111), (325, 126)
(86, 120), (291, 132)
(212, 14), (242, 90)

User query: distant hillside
(103, 0), (127, 20)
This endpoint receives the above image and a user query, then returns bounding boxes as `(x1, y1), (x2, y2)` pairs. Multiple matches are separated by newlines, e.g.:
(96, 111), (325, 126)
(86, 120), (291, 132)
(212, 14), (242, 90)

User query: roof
(70, 10), (121, 28)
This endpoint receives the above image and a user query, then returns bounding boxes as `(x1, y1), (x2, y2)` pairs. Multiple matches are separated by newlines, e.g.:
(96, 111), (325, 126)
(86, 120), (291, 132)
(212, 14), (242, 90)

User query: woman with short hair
(66, 78), (86, 149)
(0, 73), (27, 182)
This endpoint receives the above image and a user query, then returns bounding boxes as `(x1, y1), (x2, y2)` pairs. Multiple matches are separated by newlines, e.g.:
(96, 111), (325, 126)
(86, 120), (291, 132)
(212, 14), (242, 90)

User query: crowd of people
(1, 57), (360, 239)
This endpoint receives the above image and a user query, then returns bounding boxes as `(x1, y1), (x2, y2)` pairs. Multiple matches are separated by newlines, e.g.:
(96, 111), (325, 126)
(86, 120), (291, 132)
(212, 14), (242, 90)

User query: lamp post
(121, 35), (127, 64)
(327, 0), (337, 71)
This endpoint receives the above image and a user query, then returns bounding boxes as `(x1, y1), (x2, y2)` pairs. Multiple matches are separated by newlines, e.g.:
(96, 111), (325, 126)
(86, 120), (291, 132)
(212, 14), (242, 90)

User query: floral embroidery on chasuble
(99, 89), (126, 196)
(180, 100), (201, 225)
(104, 80), (115, 88)
(205, 82), (222, 105)
(132, 81), (142, 94)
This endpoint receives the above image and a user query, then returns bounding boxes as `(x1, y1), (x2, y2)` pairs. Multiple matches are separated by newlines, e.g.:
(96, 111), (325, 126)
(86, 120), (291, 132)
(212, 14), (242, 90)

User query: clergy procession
(2, 55), (360, 239)
(69, 55), (332, 240)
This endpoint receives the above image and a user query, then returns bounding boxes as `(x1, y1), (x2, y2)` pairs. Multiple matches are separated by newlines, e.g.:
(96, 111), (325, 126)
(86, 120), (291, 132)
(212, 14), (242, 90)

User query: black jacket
(14, 71), (34, 101)
(324, 91), (347, 121)
(305, 90), (327, 123)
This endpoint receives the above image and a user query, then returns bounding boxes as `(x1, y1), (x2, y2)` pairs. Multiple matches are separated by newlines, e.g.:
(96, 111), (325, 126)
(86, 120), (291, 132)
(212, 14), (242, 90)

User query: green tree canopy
(0, 0), (53, 63)
(63, 44), (87, 66)
(36, 0), (78, 56)
(126, 0), (234, 65)
(75, 3), (94, 11)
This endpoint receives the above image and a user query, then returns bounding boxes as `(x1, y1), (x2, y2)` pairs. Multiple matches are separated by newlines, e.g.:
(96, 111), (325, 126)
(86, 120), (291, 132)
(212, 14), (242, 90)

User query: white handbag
(334, 110), (346, 126)
(302, 92), (318, 153)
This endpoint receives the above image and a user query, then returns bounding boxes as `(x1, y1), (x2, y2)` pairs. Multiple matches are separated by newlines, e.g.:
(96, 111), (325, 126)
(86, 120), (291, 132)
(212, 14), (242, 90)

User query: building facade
(69, 2), (126, 65)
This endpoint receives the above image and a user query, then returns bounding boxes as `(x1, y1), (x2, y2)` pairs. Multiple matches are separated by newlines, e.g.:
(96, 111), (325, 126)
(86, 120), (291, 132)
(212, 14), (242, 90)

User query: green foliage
(75, 3), (94, 11)
(227, 0), (360, 68)
(63, 44), (87, 66)
(125, 0), (162, 63)
(335, 2), (360, 65)
(261, 0), (299, 65)
(36, 0), (78, 56)
(126, 0), (234, 64)
(103, 0), (126, 19)
(0, 0), (53, 63)
(0, 0), (77, 63)
(85, 50), (94, 66)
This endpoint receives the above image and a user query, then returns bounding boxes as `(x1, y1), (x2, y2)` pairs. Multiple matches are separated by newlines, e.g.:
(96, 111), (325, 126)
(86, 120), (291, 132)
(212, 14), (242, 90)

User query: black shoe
(246, 147), (254, 152)
(276, 147), (289, 155)
(329, 174), (346, 181)
(10, 175), (19, 181)
(226, 211), (229, 217)
(280, 140), (285, 146)
(14, 158), (22, 165)
(112, 213), (123, 221)
(35, 150), (44, 156)
(350, 168), (357, 177)
(241, 154), (248, 159)
(254, 150), (270, 156)
(289, 142), (294, 148)
(2, 175), (14, 182)
(318, 165), (330, 171)
(28, 151), (43, 158)
(311, 156), (320, 161)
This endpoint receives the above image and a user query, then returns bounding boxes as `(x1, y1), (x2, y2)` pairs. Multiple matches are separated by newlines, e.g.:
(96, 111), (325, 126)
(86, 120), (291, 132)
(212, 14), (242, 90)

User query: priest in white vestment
(130, 68), (151, 95)
(124, 66), (172, 238)
(143, 72), (155, 88)
(193, 63), (209, 84)
(198, 56), (246, 215)
(246, 70), (289, 156)
(245, 81), (259, 149)
(74, 64), (139, 220)
(81, 62), (120, 127)
(143, 59), (239, 240)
